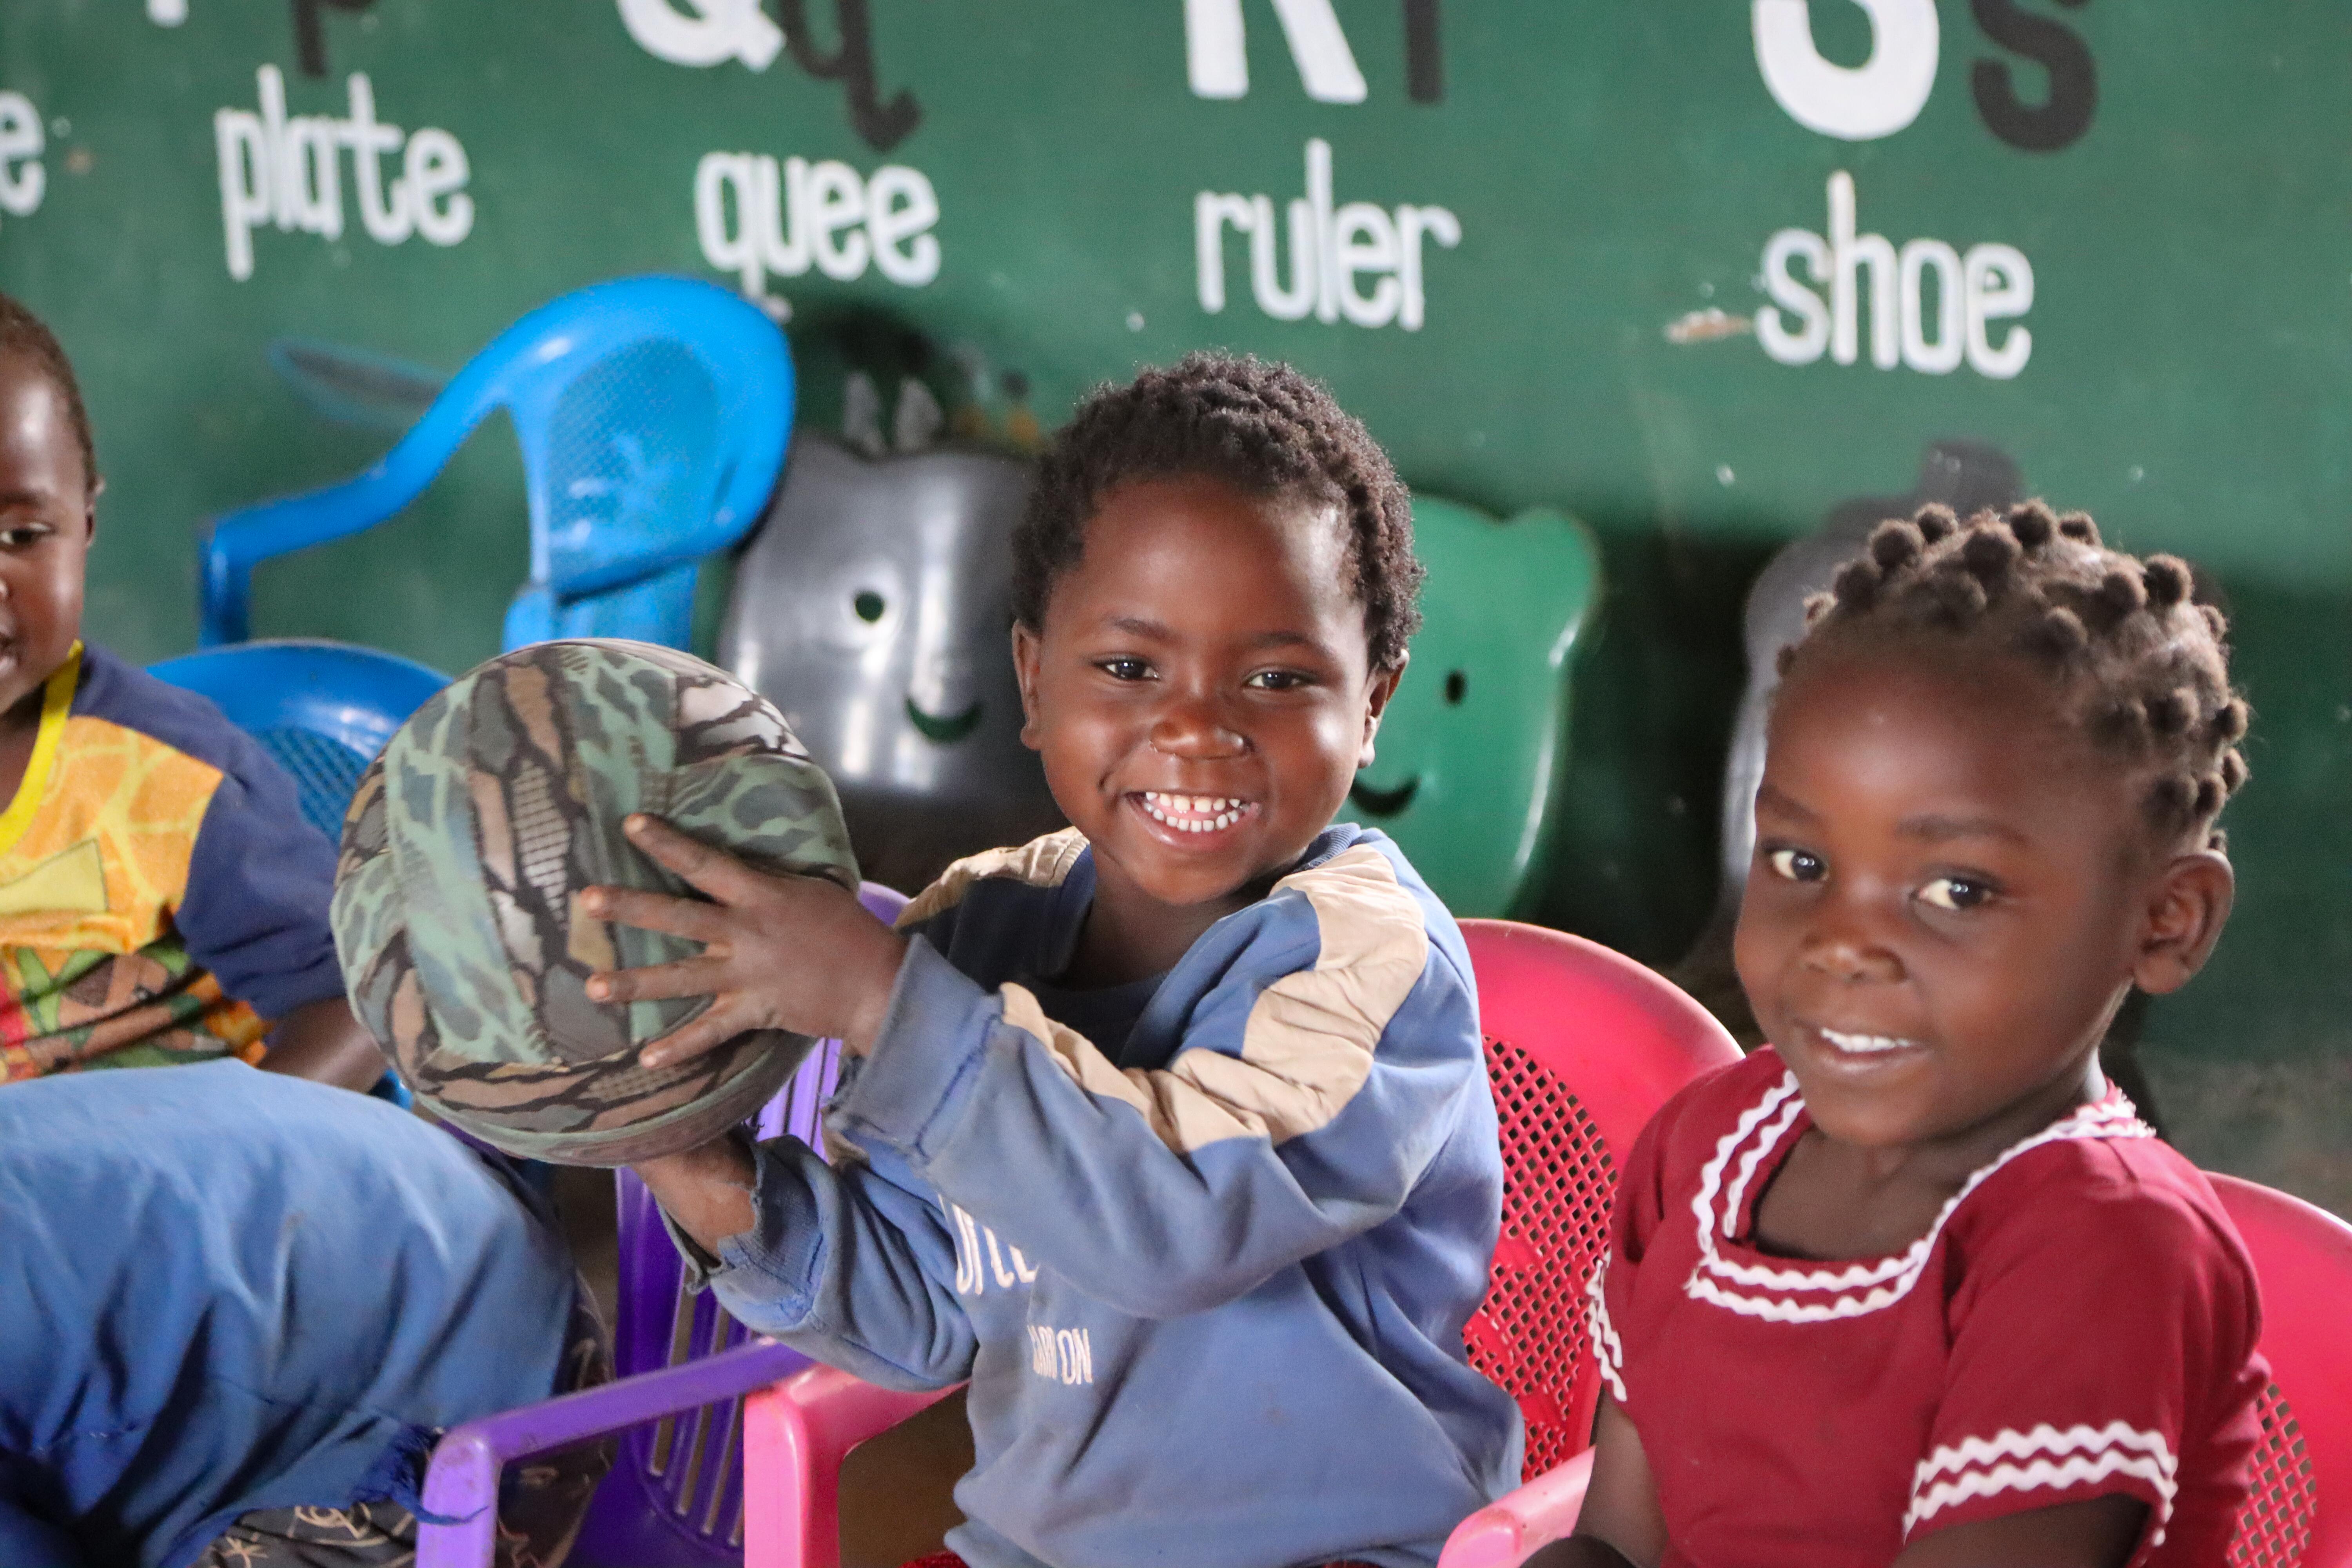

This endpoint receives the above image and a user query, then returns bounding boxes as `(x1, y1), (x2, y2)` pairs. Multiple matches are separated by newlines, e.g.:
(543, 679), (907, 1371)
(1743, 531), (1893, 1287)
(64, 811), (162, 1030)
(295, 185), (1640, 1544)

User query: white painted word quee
(695, 151), (940, 314)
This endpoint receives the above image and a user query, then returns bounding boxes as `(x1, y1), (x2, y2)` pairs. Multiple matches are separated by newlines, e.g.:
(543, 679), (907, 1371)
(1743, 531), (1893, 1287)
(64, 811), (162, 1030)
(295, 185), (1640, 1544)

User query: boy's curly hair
(1782, 501), (2249, 851)
(1013, 353), (1423, 670)
(0, 292), (96, 491)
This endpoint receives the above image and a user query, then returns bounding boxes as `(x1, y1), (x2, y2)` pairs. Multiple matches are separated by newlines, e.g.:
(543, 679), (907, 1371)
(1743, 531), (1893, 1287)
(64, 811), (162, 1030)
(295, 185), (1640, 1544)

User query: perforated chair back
(2212, 1173), (2352, 1568)
(570, 883), (907, 1568)
(1458, 919), (1742, 1480)
(146, 639), (449, 843)
(199, 275), (792, 655)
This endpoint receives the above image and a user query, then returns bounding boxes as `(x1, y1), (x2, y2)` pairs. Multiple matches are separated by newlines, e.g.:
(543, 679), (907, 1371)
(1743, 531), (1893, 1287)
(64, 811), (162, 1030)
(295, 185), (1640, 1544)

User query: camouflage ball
(330, 640), (859, 1165)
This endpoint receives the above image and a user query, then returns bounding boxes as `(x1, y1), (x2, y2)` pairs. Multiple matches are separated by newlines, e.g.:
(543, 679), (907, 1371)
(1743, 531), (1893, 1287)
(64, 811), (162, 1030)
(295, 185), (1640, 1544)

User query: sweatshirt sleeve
(689, 1132), (977, 1392)
(831, 840), (1483, 1319)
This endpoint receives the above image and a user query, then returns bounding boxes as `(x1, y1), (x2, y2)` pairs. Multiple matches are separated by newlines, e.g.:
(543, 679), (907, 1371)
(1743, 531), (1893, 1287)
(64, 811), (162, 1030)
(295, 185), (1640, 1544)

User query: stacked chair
(180, 272), (815, 1564)
(199, 274), (791, 654)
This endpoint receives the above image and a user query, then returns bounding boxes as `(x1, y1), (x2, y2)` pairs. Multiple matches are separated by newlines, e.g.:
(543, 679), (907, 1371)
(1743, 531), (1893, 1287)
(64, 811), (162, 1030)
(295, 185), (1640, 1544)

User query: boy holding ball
(593, 355), (1521, 1568)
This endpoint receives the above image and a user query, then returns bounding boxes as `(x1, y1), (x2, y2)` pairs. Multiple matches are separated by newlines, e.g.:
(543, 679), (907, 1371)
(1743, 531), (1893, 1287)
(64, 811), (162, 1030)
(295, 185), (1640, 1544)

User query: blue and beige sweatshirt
(689, 823), (1523, 1568)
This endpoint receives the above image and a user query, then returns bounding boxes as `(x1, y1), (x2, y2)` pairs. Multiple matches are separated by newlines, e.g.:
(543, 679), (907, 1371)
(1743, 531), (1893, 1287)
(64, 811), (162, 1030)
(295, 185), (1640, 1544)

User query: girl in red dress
(1541, 503), (2268, 1568)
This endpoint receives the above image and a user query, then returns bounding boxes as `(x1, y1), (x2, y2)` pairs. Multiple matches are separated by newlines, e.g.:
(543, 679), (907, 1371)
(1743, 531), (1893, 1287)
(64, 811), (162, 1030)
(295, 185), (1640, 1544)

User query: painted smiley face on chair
(1336, 498), (1600, 917)
(720, 434), (1065, 893)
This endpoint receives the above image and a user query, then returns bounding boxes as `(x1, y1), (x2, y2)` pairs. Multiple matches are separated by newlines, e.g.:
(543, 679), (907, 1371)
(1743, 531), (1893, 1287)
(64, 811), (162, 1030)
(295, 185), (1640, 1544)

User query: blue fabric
(0, 1062), (582, 1568)
(75, 644), (345, 1021)
(689, 824), (1522, 1568)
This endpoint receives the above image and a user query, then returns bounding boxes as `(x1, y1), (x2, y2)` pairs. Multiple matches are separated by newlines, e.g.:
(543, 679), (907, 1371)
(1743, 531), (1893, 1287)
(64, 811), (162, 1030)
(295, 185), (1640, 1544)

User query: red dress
(1589, 1048), (2268, 1567)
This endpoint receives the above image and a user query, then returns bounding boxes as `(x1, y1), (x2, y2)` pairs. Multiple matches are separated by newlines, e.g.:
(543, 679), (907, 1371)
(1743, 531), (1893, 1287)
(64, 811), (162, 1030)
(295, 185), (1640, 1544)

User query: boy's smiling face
(0, 354), (92, 724)
(1734, 642), (2230, 1166)
(1014, 474), (1400, 932)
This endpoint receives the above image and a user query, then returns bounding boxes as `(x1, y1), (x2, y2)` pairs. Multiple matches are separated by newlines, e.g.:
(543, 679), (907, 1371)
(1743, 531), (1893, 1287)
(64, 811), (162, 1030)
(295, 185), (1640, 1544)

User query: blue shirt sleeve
(841, 924), (1480, 1319)
(691, 1132), (977, 1392)
(79, 648), (346, 1023)
(702, 837), (1484, 1326)
(177, 736), (345, 1021)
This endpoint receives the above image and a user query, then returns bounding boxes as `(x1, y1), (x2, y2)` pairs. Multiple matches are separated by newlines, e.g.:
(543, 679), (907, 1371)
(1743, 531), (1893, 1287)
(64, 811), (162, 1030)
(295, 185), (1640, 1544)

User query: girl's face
(1734, 642), (2229, 1160)
(0, 354), (91, 721)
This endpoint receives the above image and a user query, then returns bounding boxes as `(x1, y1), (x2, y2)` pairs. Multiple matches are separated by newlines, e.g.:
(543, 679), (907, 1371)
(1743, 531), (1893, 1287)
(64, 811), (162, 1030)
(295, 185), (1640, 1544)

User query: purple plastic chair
(415, 882), (907, 1568)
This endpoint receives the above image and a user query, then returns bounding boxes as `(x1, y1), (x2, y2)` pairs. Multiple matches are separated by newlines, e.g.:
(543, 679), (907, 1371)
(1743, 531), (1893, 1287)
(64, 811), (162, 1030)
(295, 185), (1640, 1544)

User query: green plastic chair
(1339, 497), (1601, 917)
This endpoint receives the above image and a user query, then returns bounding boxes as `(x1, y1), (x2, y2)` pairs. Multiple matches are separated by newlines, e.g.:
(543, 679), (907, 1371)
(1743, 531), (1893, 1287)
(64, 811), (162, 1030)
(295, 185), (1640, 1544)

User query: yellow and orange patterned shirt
(0, 644), (344, 1081)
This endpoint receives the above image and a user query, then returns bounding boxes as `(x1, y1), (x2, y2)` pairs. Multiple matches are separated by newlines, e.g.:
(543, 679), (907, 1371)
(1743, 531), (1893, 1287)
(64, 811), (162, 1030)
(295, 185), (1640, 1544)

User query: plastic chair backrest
(574, 882), (907, 1568)
(1458, 919), (1743, 1480)
(145, 639), (449, 844)
(199, 275), (793, 654)
(2212, 1173), (2352, 1568)
(717, 434), (1063, 898)
(1334, 499), (1599, 918)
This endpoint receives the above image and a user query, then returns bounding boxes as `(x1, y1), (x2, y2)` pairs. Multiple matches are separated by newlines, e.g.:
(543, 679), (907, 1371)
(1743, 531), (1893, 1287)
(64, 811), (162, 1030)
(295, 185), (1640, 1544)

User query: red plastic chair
(1436, 921), (1742, 1568)
(738, 918), (1742, 1568)
(2214, 1173), (2352, 1568)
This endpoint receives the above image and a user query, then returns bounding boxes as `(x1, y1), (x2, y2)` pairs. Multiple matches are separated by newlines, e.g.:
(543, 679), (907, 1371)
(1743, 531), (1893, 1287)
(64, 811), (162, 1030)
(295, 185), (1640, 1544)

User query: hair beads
(1782, 500), (2251, 849)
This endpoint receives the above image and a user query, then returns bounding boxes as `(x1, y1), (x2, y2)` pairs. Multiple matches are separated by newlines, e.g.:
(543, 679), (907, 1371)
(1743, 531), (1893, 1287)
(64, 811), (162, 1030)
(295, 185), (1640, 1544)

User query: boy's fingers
(623, 815), (770, 904)
(578, 884), (731, 943)
(587, 955), (729, 1005)
(638, 1002), (754, 1070)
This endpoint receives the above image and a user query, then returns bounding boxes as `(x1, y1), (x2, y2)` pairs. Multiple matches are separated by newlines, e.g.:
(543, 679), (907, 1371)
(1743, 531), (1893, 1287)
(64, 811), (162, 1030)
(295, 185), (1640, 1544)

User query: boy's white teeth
(1141, 791), (1247, 831)
(1820, 1028), (1919, 1055)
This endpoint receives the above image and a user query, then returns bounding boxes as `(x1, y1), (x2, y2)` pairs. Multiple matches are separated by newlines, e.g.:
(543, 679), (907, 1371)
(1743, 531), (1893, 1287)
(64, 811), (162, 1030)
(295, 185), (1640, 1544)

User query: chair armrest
(414, 1338), (810, 1568)
(200, 472), (422, 645)
(1437, 1449), (1596, 1568)
(198, 377), (499, 646)
(742, 1365), (964, 1568)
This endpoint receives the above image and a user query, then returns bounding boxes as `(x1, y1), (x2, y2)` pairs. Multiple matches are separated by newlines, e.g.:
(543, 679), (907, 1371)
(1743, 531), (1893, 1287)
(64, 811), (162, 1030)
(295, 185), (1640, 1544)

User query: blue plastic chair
(147, 639), (450, 843)
(199, 276), (794, 654)
(148, 639), (450, 1107)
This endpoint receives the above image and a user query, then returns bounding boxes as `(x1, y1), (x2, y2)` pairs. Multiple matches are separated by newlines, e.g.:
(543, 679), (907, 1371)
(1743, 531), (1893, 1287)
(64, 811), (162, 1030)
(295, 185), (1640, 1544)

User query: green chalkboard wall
(0, 1), (2347, 1204)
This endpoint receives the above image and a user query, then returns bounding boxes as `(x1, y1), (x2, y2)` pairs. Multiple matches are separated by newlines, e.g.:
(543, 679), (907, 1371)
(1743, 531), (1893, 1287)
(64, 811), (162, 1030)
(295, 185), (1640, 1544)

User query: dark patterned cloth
(331, 639), (859, 1165)
(189, 1288), (615, 1568)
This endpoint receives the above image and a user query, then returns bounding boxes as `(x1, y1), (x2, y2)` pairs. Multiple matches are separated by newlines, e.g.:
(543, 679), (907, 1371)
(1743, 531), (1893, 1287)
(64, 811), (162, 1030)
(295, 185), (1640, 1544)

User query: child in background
(0, 294), (378, 1088)
(594, 354), (1523, 1568)
(1545, 505), (2266, 1568)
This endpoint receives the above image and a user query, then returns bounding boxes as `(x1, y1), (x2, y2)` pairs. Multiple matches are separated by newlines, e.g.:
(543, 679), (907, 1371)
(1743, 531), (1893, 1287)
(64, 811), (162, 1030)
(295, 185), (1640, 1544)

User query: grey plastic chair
(719, 434), (1064, 895)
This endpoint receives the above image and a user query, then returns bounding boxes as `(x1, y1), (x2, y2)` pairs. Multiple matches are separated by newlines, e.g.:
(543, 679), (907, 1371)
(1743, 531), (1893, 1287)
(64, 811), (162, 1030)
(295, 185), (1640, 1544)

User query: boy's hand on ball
(583, 814), (906, 1069)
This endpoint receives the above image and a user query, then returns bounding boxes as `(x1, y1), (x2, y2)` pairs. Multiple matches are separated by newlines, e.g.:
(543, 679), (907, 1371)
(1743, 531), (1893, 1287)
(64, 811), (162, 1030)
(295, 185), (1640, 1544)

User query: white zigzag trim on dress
(1904, 1423), (2178, 1544)
(1682, 1072), (2152, 1322)
(1718, 1086), (1806, 1240)
(1585, 1257), (1627, 1404)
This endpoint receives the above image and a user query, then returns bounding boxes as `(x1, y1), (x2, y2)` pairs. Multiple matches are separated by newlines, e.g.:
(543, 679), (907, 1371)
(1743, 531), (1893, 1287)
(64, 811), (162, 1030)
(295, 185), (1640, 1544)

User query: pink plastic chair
(1435, 921), (1742, 1568)
(2213, 1173), (2352, 1568)
(735, 917), (1741, 1568)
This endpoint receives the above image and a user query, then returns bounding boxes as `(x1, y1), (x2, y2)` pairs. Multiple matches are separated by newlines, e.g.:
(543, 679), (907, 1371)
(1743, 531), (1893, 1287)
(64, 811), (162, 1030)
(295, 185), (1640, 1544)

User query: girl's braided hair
(1013, 352), (1423, 670)
(1782, 501), (2250, 851)
(0, 292), (96, 490)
